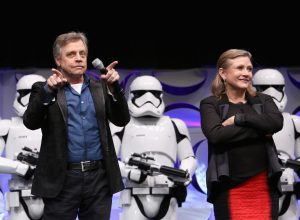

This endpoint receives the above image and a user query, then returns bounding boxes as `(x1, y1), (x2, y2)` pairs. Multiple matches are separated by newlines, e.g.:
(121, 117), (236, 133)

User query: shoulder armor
(109, 122), (125, 141)
(0, 119), (11, 136)
(291, 115), (300, 134)
(171, 118), (191, 141)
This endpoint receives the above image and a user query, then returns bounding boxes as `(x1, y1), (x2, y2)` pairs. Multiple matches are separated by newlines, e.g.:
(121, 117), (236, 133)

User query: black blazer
(23, 77), (130, 198)
(200, 93), (283, 203)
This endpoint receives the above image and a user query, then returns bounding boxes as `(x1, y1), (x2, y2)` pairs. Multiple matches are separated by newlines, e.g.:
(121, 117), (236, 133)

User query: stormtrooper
(110, 75), (197, 220)
(253, 69), (300, 220)
(0, 74), (45, 220)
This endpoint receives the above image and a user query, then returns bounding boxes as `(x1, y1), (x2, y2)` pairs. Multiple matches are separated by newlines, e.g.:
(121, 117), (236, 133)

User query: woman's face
(219, 56), (253, 91)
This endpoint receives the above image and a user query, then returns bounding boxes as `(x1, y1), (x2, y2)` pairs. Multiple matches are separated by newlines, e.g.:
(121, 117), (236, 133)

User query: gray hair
(52, 31), (88, 60)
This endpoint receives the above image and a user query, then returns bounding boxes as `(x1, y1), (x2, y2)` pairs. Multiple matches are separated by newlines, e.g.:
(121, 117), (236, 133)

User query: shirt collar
(65, 74), (90, 91)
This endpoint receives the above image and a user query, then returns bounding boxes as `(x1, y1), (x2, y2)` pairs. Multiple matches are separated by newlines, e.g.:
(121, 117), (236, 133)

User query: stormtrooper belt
(128, 187), (170, 195)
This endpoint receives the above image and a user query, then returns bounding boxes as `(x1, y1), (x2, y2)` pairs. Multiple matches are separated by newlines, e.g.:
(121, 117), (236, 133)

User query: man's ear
(55, 56), (61, 67)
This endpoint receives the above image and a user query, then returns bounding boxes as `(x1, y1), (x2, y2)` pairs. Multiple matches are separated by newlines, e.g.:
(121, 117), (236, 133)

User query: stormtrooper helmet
(13, 74), (46, 117)
(128, 75), (165, 117)
(252, 68), (287, 112)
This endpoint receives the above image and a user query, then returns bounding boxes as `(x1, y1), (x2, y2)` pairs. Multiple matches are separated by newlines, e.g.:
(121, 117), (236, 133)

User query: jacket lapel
(247, 94), (263, 114)
(217, 93), (264, 119)
(217, 95), (230, 120)
(89, 79), (109, 152)
(89, 79), (106, 121)
(57, 88), (68, 126)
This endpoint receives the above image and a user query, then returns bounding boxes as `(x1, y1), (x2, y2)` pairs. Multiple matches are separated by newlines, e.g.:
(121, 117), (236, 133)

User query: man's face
(56, 40), (87, 77)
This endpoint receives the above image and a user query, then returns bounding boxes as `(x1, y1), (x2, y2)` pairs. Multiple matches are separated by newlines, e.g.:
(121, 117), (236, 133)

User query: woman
(200, 49), (283, 219)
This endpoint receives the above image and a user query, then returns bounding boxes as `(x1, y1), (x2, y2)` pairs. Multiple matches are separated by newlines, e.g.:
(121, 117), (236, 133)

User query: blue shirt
(43, 76), (103, 162)
(64, 76), (102, 162)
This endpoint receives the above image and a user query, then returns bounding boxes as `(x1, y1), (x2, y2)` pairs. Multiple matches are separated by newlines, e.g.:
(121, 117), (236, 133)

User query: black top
(200, 93), (283, 202)
(227, 102), (267, 181)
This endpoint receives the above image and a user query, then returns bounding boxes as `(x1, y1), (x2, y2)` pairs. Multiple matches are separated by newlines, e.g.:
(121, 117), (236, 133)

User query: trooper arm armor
(179, 156), (197, 178)
(292, 115), (300, 160)
(0, 146), (36, 179)
(0, 119), (30, 176)
(0, 137), (5, 157)
(0, 119), (11, 155)
(118, 159), (146, 183)
(278, 114), (300, 193)
(110, 122), (124, 156)
(110, 122), (144, 181)
(0, 157), (30, 176)
(171, 118), (197, 177)
(0, 119), (11, 137)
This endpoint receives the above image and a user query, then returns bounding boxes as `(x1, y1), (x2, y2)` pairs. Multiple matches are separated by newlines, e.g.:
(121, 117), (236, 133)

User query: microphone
(92, 58), (124, 94)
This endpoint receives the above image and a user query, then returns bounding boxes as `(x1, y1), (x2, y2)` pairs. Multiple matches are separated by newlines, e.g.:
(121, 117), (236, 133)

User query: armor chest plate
(121, 116), (177, 166)
(5, 117), (42, 160)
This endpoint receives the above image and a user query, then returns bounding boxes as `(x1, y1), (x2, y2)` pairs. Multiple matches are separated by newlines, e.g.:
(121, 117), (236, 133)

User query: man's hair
(52, 31), (88, 60)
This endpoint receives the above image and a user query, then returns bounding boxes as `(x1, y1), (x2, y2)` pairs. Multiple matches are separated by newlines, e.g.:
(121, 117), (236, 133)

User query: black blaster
(281, 158), (300, 199)
(126, 153), (189, 185)
(17, 146), (39, 167)
(284, 159), (300, 176)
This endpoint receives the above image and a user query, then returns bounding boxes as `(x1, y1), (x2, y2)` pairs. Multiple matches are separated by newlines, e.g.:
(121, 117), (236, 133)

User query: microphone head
(92, 58), (105, 70)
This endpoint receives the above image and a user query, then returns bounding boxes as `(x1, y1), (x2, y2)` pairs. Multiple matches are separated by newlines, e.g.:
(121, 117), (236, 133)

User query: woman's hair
(52, 31), (88, 60)
(211, 49), (256, 97)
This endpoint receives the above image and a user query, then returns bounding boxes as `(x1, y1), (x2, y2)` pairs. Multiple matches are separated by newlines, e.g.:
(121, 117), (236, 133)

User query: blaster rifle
(285, 159), (300, 170)
(126, 153), (189, 184)
(16, 146), (39, 166)
(281, 159), (300, 177)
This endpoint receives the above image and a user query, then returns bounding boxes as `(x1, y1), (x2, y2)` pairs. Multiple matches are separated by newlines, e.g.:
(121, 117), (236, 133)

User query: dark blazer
(200, 92), (283, 203)
(23, 77), (130, 198)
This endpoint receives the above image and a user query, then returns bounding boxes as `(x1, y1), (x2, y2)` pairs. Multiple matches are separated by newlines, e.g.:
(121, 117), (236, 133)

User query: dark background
(1, 4), (299, 70)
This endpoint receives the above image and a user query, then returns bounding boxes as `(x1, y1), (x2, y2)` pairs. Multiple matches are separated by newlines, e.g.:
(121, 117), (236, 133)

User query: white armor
(111, 75), (197, 220)
(253, 69), (300, 220)
(0, 74), (45, 220)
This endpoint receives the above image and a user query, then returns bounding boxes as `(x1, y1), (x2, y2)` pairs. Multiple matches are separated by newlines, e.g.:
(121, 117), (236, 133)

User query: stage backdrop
(0, 67), (300, 219)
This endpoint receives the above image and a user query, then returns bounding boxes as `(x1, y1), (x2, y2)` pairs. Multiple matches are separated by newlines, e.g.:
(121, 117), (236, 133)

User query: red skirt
(229, 171), (272, 220)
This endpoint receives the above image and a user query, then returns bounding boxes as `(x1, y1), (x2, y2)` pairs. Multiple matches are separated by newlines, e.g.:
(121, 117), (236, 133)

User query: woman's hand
(222, 116), (235, 126)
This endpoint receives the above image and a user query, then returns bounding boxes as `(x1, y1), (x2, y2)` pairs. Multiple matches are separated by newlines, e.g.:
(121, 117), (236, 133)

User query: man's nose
(75, 53), (83, 61)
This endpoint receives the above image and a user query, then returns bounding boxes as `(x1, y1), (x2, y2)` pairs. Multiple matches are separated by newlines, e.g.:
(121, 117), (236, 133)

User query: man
(23, 31), (130, 220)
